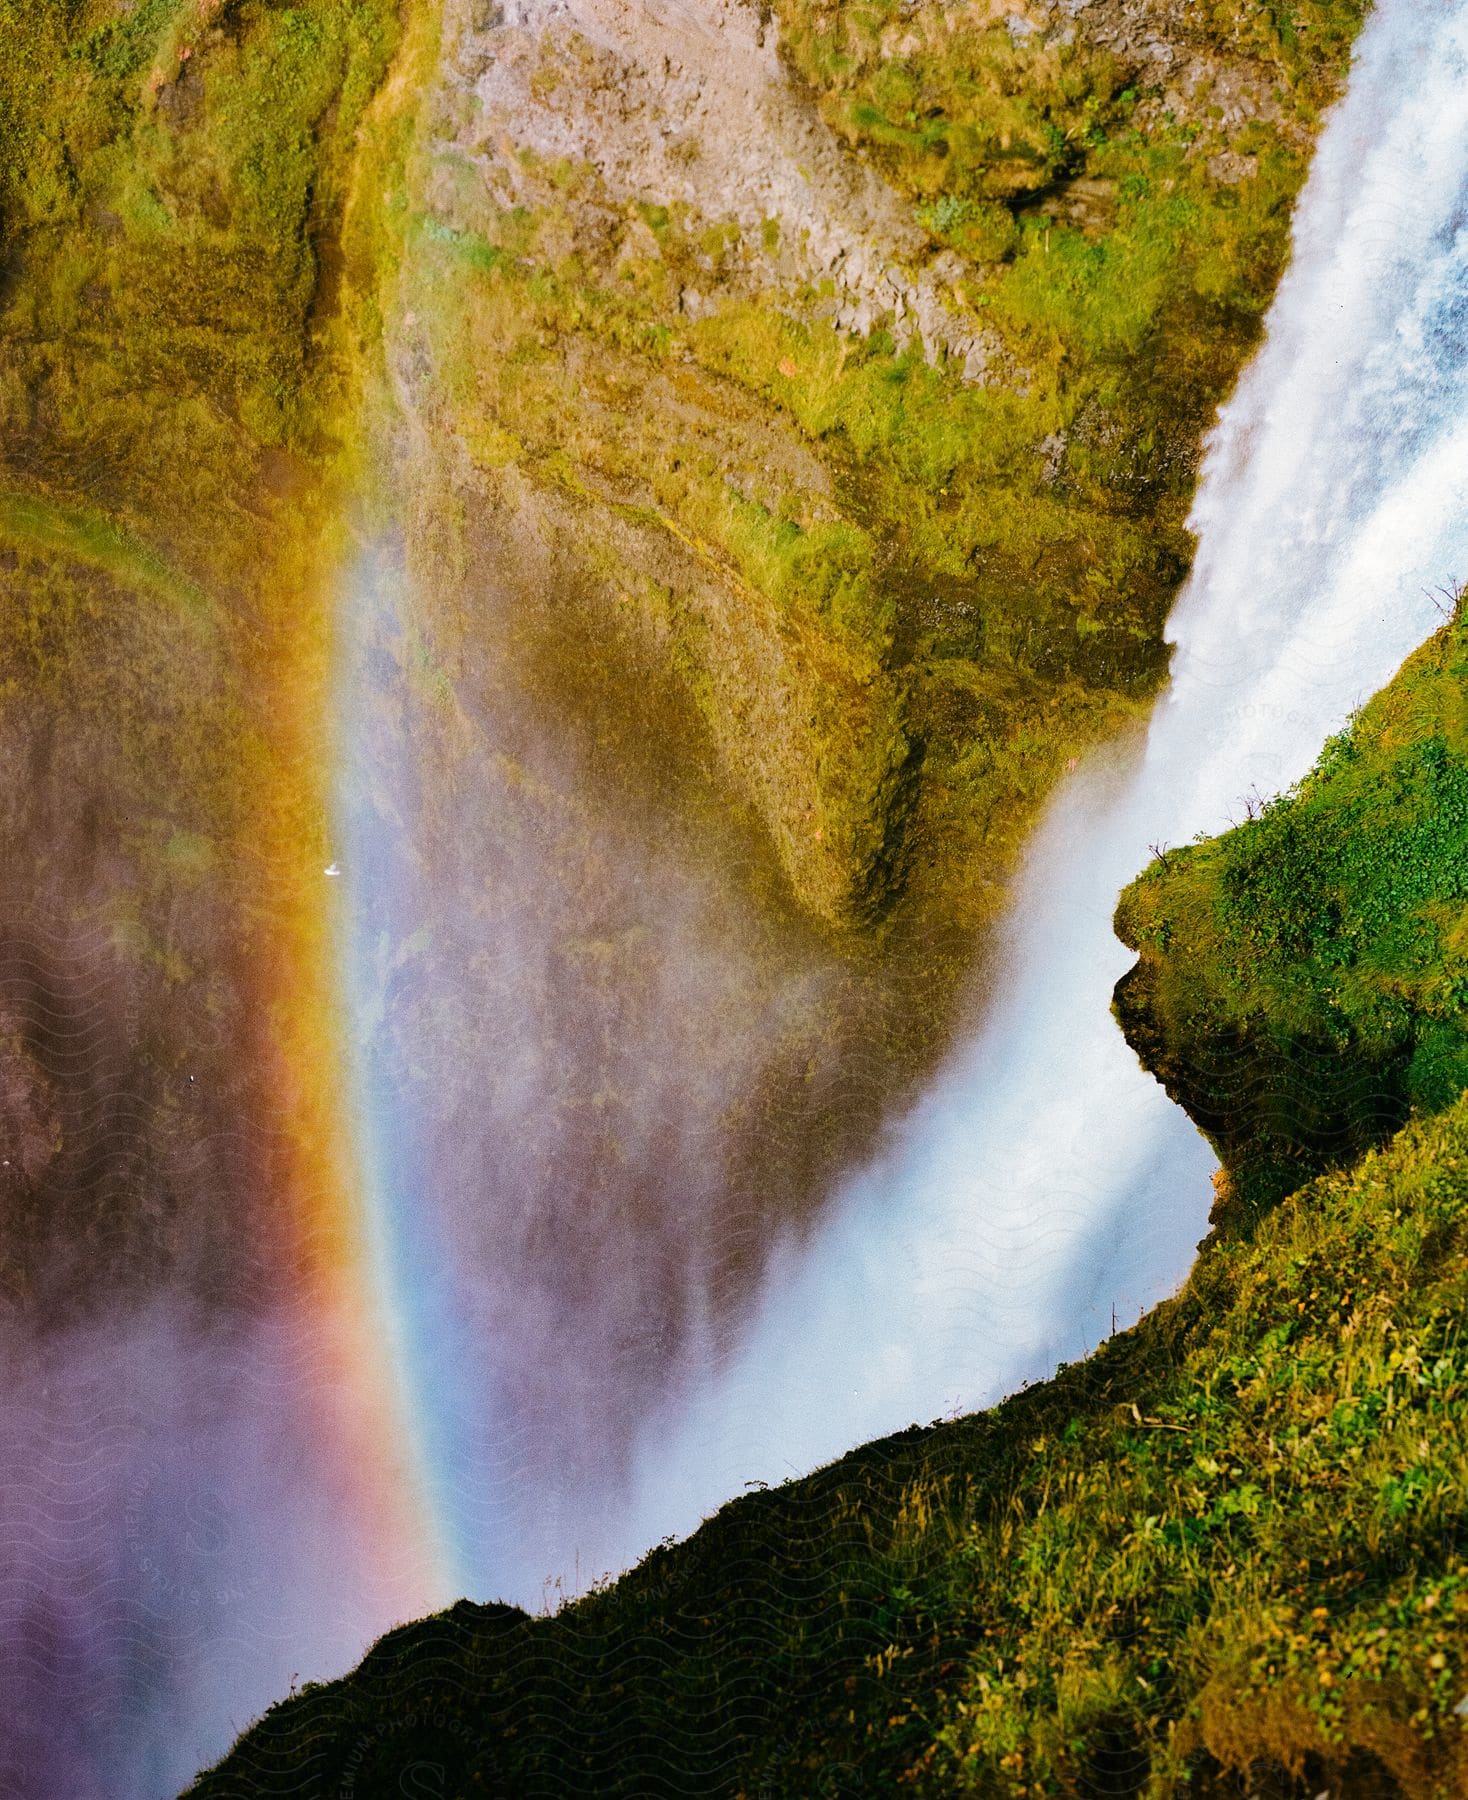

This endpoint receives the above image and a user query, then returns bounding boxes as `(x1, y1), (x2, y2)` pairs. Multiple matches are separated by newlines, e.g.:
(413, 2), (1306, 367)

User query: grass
(185, 1057), (1468, 1797)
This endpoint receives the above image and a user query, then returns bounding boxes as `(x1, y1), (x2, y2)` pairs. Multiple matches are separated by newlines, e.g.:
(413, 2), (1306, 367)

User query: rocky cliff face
(401, 0), (1358, 937)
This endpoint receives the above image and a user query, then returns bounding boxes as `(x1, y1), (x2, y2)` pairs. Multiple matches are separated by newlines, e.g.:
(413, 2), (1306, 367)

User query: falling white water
(603, 0), (1468, 1568)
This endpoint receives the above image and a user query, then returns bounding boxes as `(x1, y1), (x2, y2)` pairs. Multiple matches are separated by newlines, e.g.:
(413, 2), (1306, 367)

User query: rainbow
(243, 516), (456, 1631)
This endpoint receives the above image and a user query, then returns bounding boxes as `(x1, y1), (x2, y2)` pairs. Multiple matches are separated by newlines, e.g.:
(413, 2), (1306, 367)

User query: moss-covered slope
(187, 1078), (1468, 1798)
(1115, 600), (1468, 1228)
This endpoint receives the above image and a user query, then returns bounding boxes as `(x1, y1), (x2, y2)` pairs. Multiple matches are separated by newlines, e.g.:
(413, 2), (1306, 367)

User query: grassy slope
(187, 1061), (1468, 1797)
(1115, 601), (1468, 1226)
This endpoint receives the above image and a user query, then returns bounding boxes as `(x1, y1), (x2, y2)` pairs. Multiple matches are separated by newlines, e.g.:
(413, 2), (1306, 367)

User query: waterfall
(18, 9), (1459, 1789)
(601, 0), (1468, 1572)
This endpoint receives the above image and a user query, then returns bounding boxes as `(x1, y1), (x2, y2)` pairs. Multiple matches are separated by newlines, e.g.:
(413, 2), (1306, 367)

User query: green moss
(0, 0), (403, 717)
(775, 0), (1367, 200)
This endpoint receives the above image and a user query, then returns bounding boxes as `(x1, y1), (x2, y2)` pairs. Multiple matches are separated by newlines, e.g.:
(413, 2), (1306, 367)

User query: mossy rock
(1114, 603), (1468, 1228)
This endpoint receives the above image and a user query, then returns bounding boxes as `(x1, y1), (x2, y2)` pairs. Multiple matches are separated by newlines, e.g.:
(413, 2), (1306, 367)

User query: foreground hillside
(186, 1106), (1468, 1796)
(189, 616), (1468, 1797)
